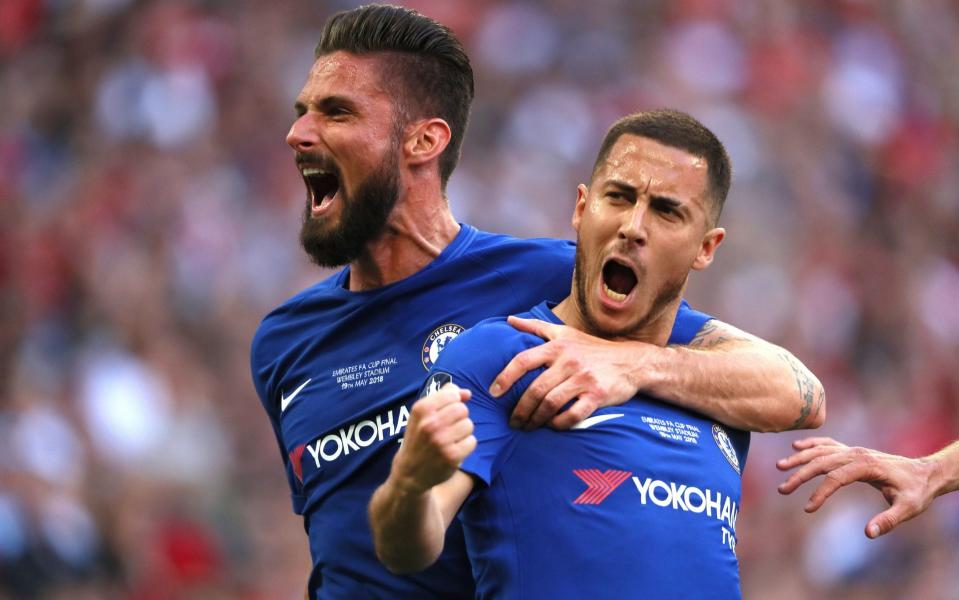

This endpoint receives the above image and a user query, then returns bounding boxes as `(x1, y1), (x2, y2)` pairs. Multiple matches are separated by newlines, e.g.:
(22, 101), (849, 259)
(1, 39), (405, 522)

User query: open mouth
(302, 167), (341, 214)
(601, 258), (638, 302)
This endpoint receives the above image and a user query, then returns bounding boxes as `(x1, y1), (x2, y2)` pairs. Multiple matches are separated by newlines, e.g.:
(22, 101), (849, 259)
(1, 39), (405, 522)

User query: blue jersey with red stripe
(430, 301), (749, 600)
(251, 224), (715, 599)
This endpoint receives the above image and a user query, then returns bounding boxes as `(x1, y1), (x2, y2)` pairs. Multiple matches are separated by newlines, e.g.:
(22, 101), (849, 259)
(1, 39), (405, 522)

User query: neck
(551, 293), (680, 347)
(348, 182), (460, 292)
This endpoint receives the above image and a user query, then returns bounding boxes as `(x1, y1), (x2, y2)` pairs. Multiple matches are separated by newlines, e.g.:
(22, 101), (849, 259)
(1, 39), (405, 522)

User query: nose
(286, 114), (319, 152)
(618, 203), (648, 246)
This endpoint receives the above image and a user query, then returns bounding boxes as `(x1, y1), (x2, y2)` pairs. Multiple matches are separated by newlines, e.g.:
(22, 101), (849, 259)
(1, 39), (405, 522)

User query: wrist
(389, 452), (430, 497)
(925, 445), (959, 497)
(635, 344), (678, 395)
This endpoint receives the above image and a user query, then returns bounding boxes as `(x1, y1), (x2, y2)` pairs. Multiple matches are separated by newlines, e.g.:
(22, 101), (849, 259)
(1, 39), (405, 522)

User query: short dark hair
(316, 4), (474, 187)
(592, 109), (732, 223)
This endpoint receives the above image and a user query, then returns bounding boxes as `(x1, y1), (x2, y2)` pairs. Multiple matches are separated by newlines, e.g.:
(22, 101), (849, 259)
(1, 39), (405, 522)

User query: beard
(298, 146), (400, 268)
(572, 242), (687, 339)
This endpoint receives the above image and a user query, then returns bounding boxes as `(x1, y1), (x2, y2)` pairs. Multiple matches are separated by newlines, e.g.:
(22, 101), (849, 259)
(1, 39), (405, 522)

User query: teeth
(603, 283), (627, 302)
(302, 168), (327, 176)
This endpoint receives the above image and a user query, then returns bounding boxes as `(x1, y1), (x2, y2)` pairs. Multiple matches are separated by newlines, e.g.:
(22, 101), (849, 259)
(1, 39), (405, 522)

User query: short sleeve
(250, 324), (308, 514)
(668, 300), (714, 346)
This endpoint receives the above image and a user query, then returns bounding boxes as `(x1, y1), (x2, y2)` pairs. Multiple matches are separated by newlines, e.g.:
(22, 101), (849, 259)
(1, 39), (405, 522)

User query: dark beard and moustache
(298, 148), (400, 268)
(572, 242), (687, 339)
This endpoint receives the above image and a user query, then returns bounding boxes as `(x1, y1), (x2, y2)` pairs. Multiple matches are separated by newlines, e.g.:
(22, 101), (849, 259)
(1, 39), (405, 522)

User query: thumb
(866, 503), (911, 538)
(507, 315), (559, 341)
(439, 382), (471, 403)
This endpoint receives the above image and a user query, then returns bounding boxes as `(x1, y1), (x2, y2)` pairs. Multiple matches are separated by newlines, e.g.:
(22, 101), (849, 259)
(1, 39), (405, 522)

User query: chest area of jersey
(521, 400), (741, 472)
(501, 401), (743, 518)
(478, 403), (744, 554)
(276, 303), (511, 482)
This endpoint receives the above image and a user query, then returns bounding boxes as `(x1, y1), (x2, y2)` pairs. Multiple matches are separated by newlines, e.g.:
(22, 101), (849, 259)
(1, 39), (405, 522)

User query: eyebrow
(605, 179), (639, 196)
(606, 179), (681, 203)
(650, 194), (682, 208)
(605, 178), (692, 215)
(294, 95), (358, 116)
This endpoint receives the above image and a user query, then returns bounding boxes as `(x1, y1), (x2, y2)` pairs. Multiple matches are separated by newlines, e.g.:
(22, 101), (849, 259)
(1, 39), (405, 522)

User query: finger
(866, 502), (914, 538)
(419, 383), (461, 407)
(432, 415), (475, 447)
(506, 315), (562, 341)
(523, 376), (581, 430)
(452, 417), (475, 442)
(549, 394), (597, 430)
(777, 445), (845, 472)
(509, 364), (574, 429)
(804, 461), (876, 511)
(791, 437), (843, 451)
(777, 451), (855, 495)
(455, 434), (477, 461)
(489, 344), (554, 398)
(435, 398), (471, 425)
(434, 383), (471, 405)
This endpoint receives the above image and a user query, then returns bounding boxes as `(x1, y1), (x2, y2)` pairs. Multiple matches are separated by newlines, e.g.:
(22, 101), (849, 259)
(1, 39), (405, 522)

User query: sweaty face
(571, 134), (720, 340)
(287, 51), (404, 267)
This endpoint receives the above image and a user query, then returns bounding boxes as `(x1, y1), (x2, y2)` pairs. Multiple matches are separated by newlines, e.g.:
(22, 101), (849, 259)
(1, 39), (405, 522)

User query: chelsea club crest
(712, 424), (741, 475)
(421, 323), (465, 370)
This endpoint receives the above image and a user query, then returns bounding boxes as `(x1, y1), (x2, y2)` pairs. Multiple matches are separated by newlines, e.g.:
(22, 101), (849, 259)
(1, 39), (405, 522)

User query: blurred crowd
(2, 0), (958, 598)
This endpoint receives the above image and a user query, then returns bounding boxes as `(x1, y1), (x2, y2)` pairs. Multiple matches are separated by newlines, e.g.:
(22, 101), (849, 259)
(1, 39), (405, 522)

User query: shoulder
(464, 229), (575, 265)
(435, 316), (528, 369)
(668, 300), (714, 346)
(458, 229), (576, 302)
(432, 314), (542, 387)
(250, 273), (342, 361)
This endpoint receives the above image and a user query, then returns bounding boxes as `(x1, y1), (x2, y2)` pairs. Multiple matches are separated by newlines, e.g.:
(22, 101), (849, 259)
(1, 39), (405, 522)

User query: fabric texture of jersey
(431, 301), (749, 600)
(251, 223), (711, 599)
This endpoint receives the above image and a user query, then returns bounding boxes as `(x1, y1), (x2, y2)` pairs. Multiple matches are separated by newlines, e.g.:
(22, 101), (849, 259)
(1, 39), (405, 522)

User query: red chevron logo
(573, 469), (633, 505)
(289, 444), (306, 483)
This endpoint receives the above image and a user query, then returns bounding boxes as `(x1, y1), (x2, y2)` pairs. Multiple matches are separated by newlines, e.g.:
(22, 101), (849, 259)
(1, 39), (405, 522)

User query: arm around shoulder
(491, 315), (825, 432)
(647, 319), (826, 432)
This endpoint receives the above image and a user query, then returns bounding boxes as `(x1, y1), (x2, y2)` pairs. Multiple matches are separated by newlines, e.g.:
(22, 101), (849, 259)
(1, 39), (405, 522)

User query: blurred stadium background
(2, 0), (958, 598)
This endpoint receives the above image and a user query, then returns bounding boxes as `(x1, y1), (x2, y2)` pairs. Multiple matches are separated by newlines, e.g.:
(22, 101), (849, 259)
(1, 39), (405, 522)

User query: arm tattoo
(812, 385), (825, 421)
(683, 320), (749, 350)
(781, 350), (817, 429)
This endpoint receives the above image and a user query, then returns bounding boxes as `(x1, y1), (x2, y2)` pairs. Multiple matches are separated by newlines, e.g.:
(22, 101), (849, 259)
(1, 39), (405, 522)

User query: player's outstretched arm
(777, 437), (959, 538)
(493, 317), (825, 433)
(369, 384), (476, 574)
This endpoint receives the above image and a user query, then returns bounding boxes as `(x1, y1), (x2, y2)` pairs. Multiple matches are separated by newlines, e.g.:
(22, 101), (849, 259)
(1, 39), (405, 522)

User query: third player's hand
(391, 384), (476, 494)
(777, 436), (939, 538)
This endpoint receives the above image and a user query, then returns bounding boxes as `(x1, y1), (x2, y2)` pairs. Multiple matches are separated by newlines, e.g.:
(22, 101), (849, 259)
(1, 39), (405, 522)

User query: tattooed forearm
(683, 320), (750, 350)
(781, 350), (817, 429)
(812, 385), (825, 422)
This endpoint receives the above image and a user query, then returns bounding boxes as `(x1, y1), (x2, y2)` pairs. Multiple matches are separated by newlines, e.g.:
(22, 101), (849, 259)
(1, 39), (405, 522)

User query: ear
(691, 227), (725, 270)
(571, 184), (589, 233)
(404, 118), (452, 167)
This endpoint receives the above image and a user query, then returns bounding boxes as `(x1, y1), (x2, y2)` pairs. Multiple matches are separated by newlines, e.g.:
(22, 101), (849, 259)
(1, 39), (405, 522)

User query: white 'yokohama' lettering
(305, 405), (411, 470)
(632, 476), (739, 533)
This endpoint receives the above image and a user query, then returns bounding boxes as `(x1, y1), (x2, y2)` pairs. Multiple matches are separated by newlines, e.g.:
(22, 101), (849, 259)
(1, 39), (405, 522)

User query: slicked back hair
(316, 4), (474, 187)
(591, 109), (732, 224)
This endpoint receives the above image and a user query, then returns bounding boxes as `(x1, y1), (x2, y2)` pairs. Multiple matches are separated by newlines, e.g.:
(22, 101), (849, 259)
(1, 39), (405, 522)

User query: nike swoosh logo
(572, 413), (625, 430)
(280, 378), (312, 412)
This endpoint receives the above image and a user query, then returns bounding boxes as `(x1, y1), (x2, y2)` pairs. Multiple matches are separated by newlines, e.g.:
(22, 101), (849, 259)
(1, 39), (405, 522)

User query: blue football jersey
(251, 224), (714, 599)
(430, 301), (749, 600)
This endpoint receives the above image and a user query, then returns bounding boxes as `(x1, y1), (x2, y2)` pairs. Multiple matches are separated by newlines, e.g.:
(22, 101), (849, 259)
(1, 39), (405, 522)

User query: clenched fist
(391, 383), (477, 494)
